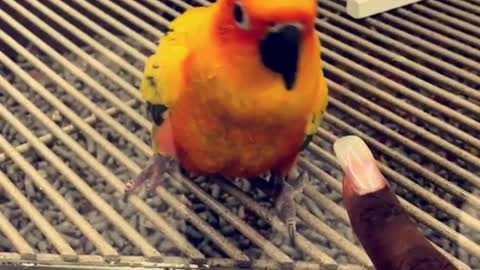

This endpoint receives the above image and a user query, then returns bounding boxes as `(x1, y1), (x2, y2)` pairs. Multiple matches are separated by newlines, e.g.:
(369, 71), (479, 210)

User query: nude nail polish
(333, 136), (386, 195)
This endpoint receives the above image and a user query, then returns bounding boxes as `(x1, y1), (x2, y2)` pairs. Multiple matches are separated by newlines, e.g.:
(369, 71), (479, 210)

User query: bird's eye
(233, 1), (250, 31)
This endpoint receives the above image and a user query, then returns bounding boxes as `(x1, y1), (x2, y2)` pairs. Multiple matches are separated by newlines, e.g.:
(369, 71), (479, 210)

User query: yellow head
(211, 0), (318, 91)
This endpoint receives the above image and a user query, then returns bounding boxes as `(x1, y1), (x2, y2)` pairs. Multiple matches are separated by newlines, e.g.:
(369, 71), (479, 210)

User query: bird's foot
(125, 154), (176, 195)
(274, 170), (308, 246)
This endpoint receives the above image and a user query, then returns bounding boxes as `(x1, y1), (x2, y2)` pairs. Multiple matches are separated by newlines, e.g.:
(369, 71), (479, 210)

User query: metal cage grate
(0, 0), (478, 269)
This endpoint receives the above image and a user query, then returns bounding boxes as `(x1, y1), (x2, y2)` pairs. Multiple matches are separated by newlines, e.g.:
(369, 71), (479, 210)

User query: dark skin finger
(334, 136), (455, 270)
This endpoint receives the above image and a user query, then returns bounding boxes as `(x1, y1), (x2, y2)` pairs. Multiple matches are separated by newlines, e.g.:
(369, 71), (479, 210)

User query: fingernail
(333, 136), (386, 195)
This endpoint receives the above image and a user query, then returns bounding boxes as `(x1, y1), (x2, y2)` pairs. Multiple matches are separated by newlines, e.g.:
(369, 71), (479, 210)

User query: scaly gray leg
(125, 154), (176, 195)
(273, 170), (308, 246)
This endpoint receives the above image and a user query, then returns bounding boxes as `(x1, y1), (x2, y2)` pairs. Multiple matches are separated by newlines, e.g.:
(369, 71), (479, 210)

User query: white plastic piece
(346, 0), (424, 19)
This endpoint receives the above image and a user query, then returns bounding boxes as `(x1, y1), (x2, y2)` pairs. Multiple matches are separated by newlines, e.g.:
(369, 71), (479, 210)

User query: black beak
(260, 24), (303, 91)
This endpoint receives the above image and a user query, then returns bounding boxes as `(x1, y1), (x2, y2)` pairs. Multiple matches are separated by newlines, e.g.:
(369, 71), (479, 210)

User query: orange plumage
(142, 0), (328, 179)
(130, 0), (329, 243)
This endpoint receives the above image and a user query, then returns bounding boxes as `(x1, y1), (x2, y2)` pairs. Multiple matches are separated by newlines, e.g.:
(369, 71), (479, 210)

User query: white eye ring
(233, 1), (250, 31)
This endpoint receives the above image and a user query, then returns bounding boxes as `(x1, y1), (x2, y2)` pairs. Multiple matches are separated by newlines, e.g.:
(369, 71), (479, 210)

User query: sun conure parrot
(125, 0), (329, 244)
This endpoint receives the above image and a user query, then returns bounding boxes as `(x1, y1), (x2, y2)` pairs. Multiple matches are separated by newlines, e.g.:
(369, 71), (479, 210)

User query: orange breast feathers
(157, 84), (308, 178)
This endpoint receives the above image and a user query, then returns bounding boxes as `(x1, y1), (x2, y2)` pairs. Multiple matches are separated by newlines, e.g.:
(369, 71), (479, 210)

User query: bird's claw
(288, 221), (296, 247)
(125, 154), (176, 195)
(274, 170), (308, 246)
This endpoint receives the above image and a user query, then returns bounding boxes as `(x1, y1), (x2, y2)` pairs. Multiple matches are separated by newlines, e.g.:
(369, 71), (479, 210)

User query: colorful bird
(126, 0), (329, 245)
